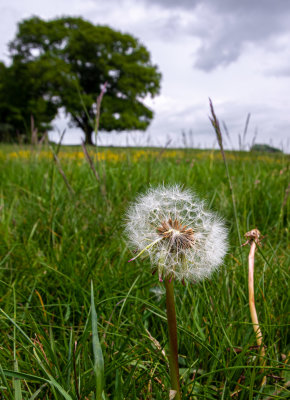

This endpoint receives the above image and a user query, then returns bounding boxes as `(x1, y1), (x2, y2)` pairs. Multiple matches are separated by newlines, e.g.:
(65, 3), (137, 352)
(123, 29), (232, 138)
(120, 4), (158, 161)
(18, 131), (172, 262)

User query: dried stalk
(30, 114), (38, 146)
(49, 130), (75, 196)
(81, 141), (100, 182)
(209, 99), (242, 247)
(282, 181), (290, 209)
(94, 82), (108, 140)
(243, 229), (266, 386)
(81, 83), (108, 197)
(51, 150), (75, 196)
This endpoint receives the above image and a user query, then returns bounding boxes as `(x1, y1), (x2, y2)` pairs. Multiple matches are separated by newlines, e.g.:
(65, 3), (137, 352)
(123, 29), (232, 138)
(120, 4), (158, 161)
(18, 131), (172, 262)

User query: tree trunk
(84, 129), (93, 145)
(71, 113), (94, 145)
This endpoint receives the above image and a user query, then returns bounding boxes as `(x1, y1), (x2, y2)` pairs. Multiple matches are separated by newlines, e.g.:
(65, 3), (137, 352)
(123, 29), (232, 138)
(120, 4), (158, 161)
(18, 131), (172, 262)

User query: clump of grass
(0, 145), (288, 398)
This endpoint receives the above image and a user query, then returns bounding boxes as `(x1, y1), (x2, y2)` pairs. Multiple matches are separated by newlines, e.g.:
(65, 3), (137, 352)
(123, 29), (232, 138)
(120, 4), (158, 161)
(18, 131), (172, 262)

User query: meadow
(0, 144), (289, 399)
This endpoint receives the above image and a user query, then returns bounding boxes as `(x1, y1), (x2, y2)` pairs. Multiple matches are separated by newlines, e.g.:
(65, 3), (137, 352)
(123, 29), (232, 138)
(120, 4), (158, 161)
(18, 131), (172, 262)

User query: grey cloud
(265, 65), (290, 77)
(141, 0), (290, 14)
(139, 0), (290, 71)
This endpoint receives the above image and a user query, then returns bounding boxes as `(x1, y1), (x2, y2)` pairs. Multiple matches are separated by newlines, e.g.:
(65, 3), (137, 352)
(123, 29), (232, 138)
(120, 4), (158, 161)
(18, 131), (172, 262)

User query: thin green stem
(164, 277), (182, 399)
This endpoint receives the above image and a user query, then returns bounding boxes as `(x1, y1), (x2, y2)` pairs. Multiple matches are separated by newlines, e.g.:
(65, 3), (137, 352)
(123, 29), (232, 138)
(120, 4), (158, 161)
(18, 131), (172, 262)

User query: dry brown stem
(209, 98), (242, 247)
(81, 141), (100, 182)
(52, 151), (75, 196)
(244, 228), (267, 386)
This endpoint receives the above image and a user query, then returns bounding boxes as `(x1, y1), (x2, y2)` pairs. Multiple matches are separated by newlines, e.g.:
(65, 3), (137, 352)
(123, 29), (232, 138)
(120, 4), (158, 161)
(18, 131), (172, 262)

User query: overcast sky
(1, 0), (290, 151)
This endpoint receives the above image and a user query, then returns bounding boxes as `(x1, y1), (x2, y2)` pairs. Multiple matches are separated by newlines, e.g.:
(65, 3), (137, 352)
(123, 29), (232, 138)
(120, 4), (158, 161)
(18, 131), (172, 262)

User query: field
(0, 145), (289, 399)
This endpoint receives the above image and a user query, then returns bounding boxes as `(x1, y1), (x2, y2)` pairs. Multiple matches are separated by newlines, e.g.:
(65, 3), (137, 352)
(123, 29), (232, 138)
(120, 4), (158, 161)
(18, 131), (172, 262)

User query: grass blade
(114, 369), (123, 400)
(13, 286), (22, 400)
(29, 383), (48, 400)
(91, 280), (105, 399)
(1, 369), (48, 383)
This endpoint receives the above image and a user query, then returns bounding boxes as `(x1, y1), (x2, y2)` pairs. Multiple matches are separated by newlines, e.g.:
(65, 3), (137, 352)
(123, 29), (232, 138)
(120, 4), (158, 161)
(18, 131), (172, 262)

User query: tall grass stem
(209, 98), (242, 247)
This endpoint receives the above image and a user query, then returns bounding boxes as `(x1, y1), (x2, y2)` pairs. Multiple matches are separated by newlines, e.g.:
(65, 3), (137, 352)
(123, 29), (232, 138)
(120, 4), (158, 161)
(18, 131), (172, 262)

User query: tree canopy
(0, 59), (60, 142)
(1, 16), (161, 143)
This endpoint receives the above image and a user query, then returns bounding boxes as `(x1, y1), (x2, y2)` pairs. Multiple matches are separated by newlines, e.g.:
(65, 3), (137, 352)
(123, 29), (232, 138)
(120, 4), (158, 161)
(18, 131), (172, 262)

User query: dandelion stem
(164, 277), (181, 399)
(248, 239), (266, 386)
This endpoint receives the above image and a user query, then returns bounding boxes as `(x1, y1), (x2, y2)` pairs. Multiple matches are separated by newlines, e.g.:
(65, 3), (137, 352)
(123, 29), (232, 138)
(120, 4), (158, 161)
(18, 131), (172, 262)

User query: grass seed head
(125, 184), (228, 282)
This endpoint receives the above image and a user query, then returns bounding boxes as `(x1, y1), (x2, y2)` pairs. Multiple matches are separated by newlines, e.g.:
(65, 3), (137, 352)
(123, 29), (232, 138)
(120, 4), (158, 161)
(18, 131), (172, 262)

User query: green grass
(0, 145), (289, 399)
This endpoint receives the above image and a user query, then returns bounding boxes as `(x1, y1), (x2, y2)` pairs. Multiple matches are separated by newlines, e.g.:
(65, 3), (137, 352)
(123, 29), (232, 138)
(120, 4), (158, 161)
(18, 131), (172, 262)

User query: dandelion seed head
(125, 185), (228, 282)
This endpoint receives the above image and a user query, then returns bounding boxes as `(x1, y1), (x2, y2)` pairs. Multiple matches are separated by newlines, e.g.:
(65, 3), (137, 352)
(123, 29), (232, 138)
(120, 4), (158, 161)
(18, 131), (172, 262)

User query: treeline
(0, 17), (161, 144)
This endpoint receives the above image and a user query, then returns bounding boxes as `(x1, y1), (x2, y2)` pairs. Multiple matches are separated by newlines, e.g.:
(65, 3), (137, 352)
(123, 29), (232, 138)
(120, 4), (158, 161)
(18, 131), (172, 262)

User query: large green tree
(6, 16), (161, 144)
(0, 59), (59, 142)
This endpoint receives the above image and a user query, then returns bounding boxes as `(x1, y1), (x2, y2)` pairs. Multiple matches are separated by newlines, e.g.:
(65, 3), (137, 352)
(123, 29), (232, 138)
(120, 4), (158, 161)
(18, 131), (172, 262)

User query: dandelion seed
(125, 184), (228, 282)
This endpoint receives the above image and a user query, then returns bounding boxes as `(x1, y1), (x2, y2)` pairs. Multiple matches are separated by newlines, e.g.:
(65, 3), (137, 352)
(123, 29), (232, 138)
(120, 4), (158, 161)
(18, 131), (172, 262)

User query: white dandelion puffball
(125, 185), (228, 282)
